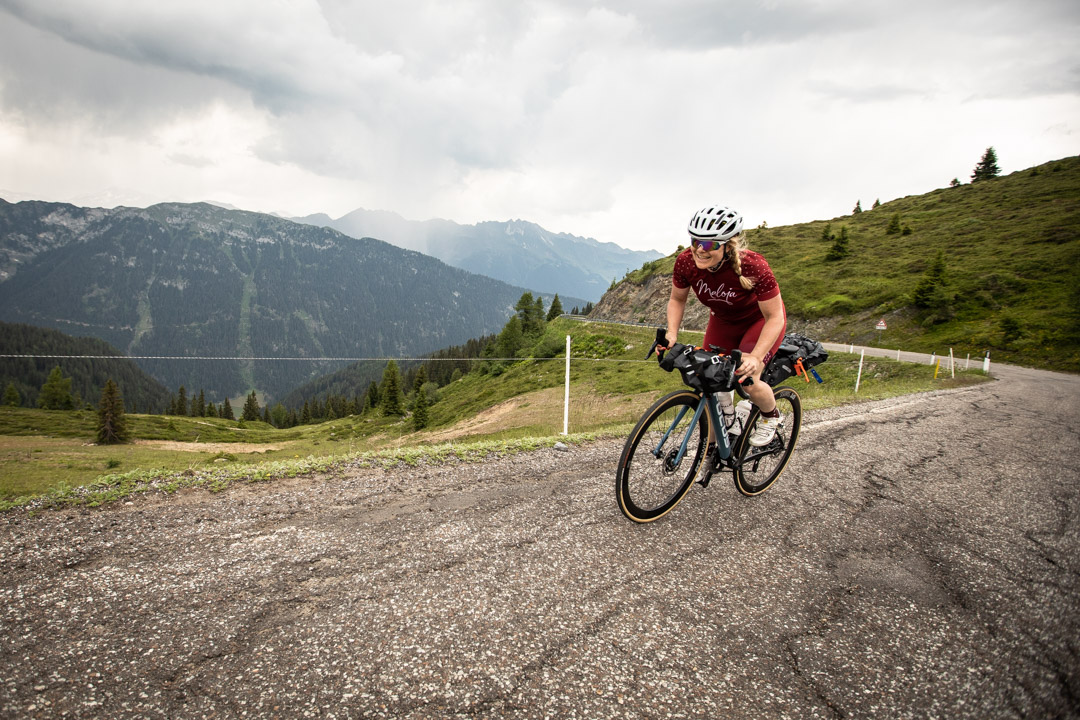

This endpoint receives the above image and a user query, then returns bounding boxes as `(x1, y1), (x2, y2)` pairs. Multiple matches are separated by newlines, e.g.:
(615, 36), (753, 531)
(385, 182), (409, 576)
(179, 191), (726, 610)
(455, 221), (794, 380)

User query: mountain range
(0, 200), (571, 402)
(292, 208), (662, 302)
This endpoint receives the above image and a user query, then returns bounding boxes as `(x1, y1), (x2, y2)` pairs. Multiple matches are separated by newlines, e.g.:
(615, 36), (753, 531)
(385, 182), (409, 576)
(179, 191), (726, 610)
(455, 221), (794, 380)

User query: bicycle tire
(731, 386), (801, 496)
(616, 390), (709, 523)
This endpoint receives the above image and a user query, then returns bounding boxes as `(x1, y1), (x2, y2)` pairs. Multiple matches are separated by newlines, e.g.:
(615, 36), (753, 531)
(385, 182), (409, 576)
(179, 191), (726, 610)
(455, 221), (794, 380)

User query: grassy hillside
(615, 156), (1080, 372)
(0, 317), (989, 509)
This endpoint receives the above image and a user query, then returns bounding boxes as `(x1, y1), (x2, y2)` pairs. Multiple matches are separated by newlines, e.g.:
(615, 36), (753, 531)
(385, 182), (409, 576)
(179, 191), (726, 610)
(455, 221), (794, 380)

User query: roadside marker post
(854, 349), (865, 393)
(563, 335), (571, 435)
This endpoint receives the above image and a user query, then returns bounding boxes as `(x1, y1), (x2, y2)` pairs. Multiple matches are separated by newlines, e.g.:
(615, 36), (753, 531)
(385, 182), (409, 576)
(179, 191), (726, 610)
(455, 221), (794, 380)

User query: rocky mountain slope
(0, 200), (551, 401)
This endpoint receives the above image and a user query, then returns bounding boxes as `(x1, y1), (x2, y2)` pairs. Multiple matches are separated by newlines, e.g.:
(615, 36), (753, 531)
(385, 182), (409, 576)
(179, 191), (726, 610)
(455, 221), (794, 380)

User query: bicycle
(615, 329), (805, 523)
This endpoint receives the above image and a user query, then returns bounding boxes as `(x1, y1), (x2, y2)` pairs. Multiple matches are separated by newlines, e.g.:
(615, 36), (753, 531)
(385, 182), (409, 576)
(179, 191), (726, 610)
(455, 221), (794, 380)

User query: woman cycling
(665, 205), (787, 446)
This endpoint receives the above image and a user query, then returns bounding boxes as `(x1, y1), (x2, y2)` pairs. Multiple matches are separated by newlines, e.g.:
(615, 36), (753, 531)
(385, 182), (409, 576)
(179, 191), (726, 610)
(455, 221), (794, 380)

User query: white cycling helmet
(687, 205), (743, 241)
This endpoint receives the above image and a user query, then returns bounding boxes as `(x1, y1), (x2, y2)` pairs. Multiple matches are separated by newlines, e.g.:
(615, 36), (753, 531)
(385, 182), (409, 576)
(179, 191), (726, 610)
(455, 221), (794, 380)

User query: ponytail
(726, 235), (755, 290)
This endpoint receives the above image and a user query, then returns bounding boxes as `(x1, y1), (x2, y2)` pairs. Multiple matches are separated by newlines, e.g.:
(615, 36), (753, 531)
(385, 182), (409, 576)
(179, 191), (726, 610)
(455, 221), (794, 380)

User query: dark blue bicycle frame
(651, 391), (732, 466)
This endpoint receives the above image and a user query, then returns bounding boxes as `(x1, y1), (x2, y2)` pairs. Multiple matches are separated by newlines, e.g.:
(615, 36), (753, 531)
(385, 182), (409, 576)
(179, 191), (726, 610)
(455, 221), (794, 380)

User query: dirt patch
(421, 396), (534, 443)
(132, 439), (282, 454)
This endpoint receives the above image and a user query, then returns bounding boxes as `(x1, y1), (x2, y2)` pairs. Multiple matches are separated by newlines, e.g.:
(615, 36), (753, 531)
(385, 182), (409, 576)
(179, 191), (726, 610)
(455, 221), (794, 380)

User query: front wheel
(616, 391), (708, 523)
(732, 386), (801, 496)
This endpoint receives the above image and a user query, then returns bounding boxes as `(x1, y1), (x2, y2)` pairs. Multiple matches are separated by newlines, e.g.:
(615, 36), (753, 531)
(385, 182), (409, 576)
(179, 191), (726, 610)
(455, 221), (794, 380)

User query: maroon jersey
(672, 248), (780, 323)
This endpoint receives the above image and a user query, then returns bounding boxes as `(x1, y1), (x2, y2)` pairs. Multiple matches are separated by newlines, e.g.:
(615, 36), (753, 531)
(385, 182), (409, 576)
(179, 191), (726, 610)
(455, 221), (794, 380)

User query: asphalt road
(2, 362), (1078, 719)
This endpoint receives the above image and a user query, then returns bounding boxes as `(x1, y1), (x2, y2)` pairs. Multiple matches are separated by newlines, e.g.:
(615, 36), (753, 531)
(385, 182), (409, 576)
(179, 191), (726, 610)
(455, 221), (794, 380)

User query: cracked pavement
(2, 363), (1078, 718)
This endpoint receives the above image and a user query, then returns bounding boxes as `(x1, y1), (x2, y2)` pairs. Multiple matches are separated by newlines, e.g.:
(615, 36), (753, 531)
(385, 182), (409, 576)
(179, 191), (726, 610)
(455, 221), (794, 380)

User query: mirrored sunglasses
(691, 238), (725, 252)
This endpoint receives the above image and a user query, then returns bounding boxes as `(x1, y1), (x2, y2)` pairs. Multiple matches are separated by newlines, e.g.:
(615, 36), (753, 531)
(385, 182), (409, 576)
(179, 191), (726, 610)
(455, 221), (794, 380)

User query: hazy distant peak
(292, 207), (662, 301)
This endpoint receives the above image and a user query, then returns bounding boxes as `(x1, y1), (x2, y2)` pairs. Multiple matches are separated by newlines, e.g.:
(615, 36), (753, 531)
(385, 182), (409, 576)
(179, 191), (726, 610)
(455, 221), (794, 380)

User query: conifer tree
(241, 390), (261, 421)
(262, 406), (271, 424)
(872, 198), (881, 209)
(853, 200), (862, 214)
(413, 385), (429, 430)
(412, 366), (428, 400)
(301, 400), (312, 424)
(496, 316), (524, 358)
(3, 382), (20, 407)
(971, 146), (1000, 182)
(820, 223), (835, 243)
(38, 366), (76, 410)
(1000, 315), (1022, 346)
(96, 379), (129, 445)
(546, 294), (563, 321)
(193, 389), (206, 417)
(365, 381), (380, 414)
(885, 214), (902, 235)
(222, 396), (235, 421)
(514, 292), (544, 336)
(380, 360), (405, 416)
(913, 250), (948, 308)
(825, 226), (851, 261)
(176, 386), (188, 417)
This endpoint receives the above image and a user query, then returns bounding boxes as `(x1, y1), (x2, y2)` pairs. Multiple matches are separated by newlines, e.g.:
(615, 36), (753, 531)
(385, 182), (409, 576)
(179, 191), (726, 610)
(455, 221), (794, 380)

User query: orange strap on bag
(795, 358), (811, 382)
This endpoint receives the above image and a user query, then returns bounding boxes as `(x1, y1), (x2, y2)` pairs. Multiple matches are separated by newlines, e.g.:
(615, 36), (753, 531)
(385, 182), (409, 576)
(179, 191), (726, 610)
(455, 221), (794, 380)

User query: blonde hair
(725, 234), (755, 290)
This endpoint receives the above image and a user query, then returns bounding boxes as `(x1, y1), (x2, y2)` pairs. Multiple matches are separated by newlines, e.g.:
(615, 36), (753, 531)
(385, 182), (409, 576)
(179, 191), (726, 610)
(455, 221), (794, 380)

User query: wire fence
(1, 317), (988, 436)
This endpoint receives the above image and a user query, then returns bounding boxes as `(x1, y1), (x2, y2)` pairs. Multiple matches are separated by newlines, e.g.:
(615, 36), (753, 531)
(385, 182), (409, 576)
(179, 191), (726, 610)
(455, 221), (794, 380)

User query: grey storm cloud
(1, 0), (1078, 249)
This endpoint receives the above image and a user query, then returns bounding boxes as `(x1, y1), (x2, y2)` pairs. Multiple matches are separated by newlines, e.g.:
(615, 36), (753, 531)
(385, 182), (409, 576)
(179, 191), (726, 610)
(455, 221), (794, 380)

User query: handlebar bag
(659, 344), (738, 393)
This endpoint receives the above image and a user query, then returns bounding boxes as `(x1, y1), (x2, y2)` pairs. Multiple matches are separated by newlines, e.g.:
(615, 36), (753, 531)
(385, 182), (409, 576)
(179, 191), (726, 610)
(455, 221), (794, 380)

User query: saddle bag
(762, 333), (828, 386)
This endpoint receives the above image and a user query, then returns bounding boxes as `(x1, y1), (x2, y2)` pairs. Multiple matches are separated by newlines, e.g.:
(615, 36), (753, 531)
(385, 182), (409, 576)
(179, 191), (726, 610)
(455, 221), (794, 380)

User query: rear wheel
(616, 391), (708, 523)
(732, 386), (801, 496)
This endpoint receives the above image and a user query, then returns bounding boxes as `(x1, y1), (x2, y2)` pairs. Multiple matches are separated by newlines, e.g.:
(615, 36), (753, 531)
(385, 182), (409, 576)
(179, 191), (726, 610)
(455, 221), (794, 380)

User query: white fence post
(563, 335), (571, 435)
(982, 351), (991, 373)
(949, 348), (955, 378)
(854, 349), (865, 393)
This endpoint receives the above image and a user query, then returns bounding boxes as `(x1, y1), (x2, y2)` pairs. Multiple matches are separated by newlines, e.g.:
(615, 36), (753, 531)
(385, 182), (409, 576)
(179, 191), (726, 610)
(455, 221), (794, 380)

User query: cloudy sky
(1, 1), (1077, 253)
